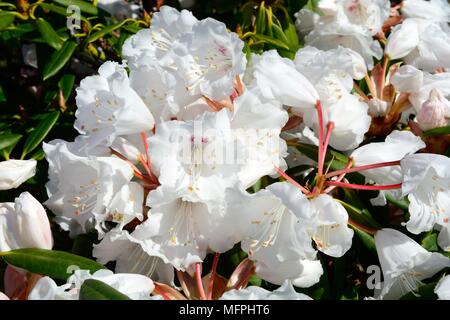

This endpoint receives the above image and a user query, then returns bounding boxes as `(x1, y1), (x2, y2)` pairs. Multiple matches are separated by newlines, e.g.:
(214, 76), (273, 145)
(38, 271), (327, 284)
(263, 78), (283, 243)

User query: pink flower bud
(416, 89), (448, 131)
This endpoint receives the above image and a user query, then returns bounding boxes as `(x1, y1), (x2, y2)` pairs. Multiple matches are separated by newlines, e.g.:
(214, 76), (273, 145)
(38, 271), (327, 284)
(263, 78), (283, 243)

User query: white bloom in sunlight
(350, 130), (425, 205)
(220, 280), (312, 300)
(75, 61), (154, 150)
(226, 182), (323, 288)
(0, 192), (53, 251)
(338, 0), (390, 35)
(435, 275), (450, 300)
(390, 65), (424, 93)
(309, 194), (354, 257)
(141, 183), (239, 271)
(246, 50), (319, 111)
(230, 87), (289, 188)
(149, 109), (239, 202)
(93, 229), (174, 284)
(302, 7), (383, 69)
(28, 269), (155, 300)
(172, 18), (246, 100)
(301, 73), (371, 151)
(385, 19), (450, 72)
(374, 228), (450, 300)
(416, 89), (449, 131)
(129, 62), (196, 122)
(0, 159), (36, 190)
(43, 140), (133, 237)
(295, 9), (320, 38)
(401, 153), (450, 235)
(122, 6), (198, 69)
(402, 0), (450, 23)
(295, 46), (367, 84)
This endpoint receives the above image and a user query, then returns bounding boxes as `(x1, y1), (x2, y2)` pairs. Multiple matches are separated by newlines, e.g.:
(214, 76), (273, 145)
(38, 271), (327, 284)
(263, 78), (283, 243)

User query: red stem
(323, 159), (353, 194)
(325, 160), (400, 178)
(319, 121), (334, 176)
(207, 253), (220, 300)
(275, 166), (310, 194)
(316, 100), (325, 176)
(195, 263), (207, 301)
(326, 181), (401, 191)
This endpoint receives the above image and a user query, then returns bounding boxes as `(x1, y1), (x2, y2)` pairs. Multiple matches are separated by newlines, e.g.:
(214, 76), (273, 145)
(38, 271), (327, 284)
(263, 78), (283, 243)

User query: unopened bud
(416, 89), (448, 131)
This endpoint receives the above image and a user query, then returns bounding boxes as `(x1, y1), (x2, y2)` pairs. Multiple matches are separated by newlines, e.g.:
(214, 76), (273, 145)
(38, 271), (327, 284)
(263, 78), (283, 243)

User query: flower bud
(0, 159), (36, 190)
(13, 192), (53, 250)
(0, 192), (53, 252)
(416, 89), (448, 131)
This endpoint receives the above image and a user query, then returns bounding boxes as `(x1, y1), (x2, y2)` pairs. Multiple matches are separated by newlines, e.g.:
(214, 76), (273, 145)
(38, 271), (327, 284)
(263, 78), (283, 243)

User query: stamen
(326, 181), (401, 191)
(318, 121), (334, 176)
(325, 160), (400, 178)
(274, 165), (310, 194)
(316, 100), (325, 176)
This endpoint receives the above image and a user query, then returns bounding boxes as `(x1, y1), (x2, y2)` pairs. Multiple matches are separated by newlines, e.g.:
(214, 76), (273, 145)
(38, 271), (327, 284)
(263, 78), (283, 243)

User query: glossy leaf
(21, 111), (60, 158)
(85, 19), (132, 43)
(0, 133), (22, 151)
(36, 18), (63, 50)
(53, 0), (98, 15)
(58, 74), (75, 102)
(423, 126), (450, 137)
(79, 279), (131, 300)
(0, 248), (106, 280)
(42, 41), (77, 81)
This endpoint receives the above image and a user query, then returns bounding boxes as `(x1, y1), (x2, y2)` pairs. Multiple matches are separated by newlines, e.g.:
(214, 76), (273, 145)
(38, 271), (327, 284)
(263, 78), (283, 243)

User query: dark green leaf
(36, 18), (63, 50)
(0, 133), (22, 151)
(53, 0), (98, 15)
(0, 248), (106, 280)
(58, 74), (75, 102)
(0, 85), (5, 102)
(353, 228), (376, 254)
(79, 279), (131, 300)
(42, 40), (77, 81)
(21, 111), (60, 158)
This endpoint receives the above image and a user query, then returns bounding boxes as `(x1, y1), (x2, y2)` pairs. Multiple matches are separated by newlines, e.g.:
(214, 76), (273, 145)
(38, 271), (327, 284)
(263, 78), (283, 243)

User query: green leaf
(0, 12), (15, 30)
(0, 248), (106, 280)
(21, 111), (60, 158)
(42, 40), (77, 81)
(272, 23), (289, 46)
(255, 2), (266, 34)
(30, 148), (45, 161)
(283, 19), (300, 50)
(0, 85), (6, 102)
(252, 34), (290, 51)
(0, 133), (22, 152)
(85, 19), (132, 43)
(58, 74), (75, 102)
(53, 0), (98, 15)
(422, 126), (450, 137)
(353, 228), (376, 254)
(295, 142), (349, 171)
(36, 18), (63, 50)
(421, 232), (439, 252)
(79, 279), (131, 300)
(385, 193), (409, 210)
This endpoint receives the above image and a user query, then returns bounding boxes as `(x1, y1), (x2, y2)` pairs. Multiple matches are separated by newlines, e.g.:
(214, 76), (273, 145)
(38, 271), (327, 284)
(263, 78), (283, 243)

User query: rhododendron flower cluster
(1, 1), (450, 301)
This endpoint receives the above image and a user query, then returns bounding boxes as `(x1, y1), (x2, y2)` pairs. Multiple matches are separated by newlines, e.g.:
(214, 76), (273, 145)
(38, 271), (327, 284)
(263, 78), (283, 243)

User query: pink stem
(323, 159), (353, 194)
(326, 181), (401, 191)
(325, 160), (400, 178)
(195, 263), (207, 301)
(275, 166), (310, 194)
(318, 121), (334, 176)
(316, 100), (325, 176)
(207, 253), (220, 300)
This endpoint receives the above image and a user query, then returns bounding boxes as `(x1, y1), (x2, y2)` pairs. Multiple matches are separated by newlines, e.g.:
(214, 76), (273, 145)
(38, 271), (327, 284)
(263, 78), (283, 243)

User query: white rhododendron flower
(74, 61), (155, 149)
(435, 275), (450, 300)
(220, 280), (312, 300)
(0, 192), (53, 251)
(44, 140), (134, 237)
(227, 182), (323, 287)
(28, 269), (155, 300)
(0, 159), (36, 190)
(385, 19), (450, 71)
(400, 154), (450, 236)
(350, 130), (425, 205)
(402, 0), (450, 23)
(375, 228), (450, 300)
